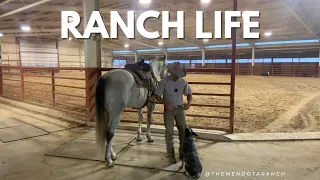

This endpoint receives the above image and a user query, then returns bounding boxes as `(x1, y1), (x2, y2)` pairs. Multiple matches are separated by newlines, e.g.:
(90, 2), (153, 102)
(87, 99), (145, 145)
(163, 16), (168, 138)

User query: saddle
(124, 59), (151, 72)
(124, 60), (157, 109)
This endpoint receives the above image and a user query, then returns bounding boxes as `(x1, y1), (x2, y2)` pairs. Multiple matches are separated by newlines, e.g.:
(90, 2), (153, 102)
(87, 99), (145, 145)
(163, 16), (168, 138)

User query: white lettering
(61, 11), (82, 38)
(83, 11), (109, 38)
(60, 10), (261, 39)
(162, 11), (184, 38)
(225, 11), (241, 38)
(137, 11), (160, 39)
(215, 11), (222, 38)
(243, 11), (260, 38)
(110, 11), (134, 38)
(196, 11), (212, 39)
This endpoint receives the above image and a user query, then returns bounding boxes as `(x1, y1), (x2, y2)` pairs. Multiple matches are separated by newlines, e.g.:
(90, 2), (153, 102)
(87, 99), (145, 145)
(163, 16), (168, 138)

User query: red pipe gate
(0, 66), (236, 133)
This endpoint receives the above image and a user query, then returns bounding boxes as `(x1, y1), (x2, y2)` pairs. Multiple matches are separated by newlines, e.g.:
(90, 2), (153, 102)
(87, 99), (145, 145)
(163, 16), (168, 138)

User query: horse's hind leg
(105, 113), (121, 167)
(146, 100), (155, 142)
(137, 108), (143, 141)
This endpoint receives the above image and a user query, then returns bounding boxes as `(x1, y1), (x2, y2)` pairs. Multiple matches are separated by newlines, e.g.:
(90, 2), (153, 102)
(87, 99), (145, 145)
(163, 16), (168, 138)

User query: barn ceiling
(0, 0), (319, 51)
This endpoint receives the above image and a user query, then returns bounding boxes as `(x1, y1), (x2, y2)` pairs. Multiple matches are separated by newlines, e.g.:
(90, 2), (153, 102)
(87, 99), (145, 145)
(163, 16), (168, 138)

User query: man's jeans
(163, 105), (186, 160)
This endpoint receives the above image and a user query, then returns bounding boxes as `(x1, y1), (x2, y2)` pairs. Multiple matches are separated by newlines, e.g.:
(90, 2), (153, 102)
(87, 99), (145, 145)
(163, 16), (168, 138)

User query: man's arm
(186, 93), (193, 105)
(154, 78), (174, 111)
(155, 95), (173, 111)
(183, 82), (192, 110)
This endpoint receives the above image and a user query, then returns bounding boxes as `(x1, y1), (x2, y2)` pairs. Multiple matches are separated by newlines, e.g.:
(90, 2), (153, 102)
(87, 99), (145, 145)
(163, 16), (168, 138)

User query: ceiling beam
(0, 0), (52, 19)
(101, 41), (123, 50)
(0, 0), (13, 7)
(0, 21), (61, 27)
(4, 32), (59, 37)
(0, 3), (79, 12)
(177, 38), (202, 47)
(0, 3), (127, 14)
(0, 28), (62, 33)
(282, 0), (320, 40)
(130, 39), (158, 49)
(0, 20), (110, 28)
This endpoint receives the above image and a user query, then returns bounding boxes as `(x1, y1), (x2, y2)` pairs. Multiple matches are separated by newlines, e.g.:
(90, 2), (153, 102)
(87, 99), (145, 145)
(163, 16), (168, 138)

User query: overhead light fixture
(158, 41), (163, 46)
(68, 37), (72, 40)
(139, 0), (151, 4)
(0, 33), (3, 37)
(203, 39), (209, 42)
(21, 25), (31, 31)
(201, 0), (211, 3)
(124, 44), (129, 48)
(264, 32), (272, 37)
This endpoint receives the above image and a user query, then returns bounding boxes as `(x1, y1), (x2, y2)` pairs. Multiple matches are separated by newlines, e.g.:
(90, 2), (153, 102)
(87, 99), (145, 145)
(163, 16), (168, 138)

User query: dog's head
(185, 125), (198, 138)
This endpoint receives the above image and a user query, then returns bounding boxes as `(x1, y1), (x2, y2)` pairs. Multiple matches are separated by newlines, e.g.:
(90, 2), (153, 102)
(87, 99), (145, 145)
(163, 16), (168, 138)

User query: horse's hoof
(111, 154), (117, 161)
(136, 137), (142, 142)
(147, 135), (154, 142)
(106, 160), (115, 167)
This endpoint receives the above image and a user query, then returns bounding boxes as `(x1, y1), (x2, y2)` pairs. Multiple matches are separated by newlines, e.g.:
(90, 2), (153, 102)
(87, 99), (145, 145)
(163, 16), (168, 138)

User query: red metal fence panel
(0, 63), (318, 133)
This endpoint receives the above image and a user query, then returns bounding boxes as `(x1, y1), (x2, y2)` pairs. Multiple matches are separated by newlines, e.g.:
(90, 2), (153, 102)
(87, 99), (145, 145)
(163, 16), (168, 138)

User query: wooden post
(201, 49), (205, 68)
(85, 68), (101, 122)
(251, 46), (255, 75)
(21, 67), (24, 100)
(56, 39), (60, 73)
(293, 58), (296, 77)
(83, 0), (101, 122)
(17, 37), (22, 67)
(318, 49), (320, 78)
(51, 69), (56, 107)
(79, 43), (82, 68)
(135, 51), (138, 63)
(0, 66), (3, 97)
(0, 37), (2, 97)
(271, 58), (274, 76)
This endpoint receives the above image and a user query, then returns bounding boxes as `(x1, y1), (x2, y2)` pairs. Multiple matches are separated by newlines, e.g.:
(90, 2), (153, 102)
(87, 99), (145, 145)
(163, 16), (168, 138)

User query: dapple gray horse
(95, 56), (168, 167)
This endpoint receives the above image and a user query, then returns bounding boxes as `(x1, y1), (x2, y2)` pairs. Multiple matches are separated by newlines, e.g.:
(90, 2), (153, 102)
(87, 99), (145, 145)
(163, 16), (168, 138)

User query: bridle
(150, 59), (168, 84)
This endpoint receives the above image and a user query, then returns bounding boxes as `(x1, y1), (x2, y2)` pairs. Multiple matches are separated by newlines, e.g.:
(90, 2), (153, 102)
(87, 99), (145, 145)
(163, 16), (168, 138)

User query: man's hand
(156, 95), (174, 111)
(183, 103), (191, 110)
(184, 94), (192, 110)
(165, 103), (174, 111)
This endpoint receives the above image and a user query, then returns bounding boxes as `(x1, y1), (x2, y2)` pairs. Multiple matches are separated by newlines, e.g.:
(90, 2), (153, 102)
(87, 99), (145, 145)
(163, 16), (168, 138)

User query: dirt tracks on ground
(260, 92), (320, 133)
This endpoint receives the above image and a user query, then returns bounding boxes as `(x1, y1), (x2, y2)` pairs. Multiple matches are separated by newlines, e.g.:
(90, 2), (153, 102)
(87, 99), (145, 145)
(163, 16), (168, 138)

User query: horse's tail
(95, 75), (109, 151)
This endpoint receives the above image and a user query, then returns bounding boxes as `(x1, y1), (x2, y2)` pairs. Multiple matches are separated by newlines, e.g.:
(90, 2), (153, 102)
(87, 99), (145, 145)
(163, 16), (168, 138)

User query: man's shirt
(154, 75), (192, 107)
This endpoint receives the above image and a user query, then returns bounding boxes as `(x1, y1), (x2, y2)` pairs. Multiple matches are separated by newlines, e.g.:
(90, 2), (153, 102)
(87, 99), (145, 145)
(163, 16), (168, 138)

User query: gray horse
(95, 56), (168, 167)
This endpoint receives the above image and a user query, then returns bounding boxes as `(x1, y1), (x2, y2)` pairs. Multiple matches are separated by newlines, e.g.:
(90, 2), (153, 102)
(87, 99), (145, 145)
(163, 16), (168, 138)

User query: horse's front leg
(137, 108), (143, 141)
(146, 98), (156, 142)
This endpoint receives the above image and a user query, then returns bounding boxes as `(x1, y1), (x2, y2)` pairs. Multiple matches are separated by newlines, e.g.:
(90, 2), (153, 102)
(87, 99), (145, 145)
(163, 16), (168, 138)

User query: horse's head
(150, 55), (168, 80)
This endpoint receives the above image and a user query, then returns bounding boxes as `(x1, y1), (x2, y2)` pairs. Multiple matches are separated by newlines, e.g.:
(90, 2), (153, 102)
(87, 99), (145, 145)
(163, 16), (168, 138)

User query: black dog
(179, 126), (202, 179)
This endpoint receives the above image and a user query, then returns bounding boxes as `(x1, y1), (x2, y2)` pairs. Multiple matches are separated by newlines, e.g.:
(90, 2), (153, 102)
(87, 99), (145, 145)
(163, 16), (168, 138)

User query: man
(154, 62), (193, 164)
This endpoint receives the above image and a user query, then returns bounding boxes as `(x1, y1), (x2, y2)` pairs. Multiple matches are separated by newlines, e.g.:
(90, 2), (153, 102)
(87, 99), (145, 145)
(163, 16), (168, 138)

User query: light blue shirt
(154, 75), (192, 107)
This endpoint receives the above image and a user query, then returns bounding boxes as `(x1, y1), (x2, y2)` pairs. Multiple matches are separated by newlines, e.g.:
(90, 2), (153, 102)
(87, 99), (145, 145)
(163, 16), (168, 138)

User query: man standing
(154, 62), (193, 164)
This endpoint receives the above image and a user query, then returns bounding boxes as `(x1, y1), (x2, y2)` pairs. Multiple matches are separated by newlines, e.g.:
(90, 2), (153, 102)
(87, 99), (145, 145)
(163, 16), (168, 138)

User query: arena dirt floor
(0, 104), (320, 180)
(2, 71), (320, 133)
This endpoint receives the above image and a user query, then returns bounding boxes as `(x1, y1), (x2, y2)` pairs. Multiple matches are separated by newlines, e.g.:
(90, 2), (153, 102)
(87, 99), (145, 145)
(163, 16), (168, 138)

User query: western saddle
(124, 59), (157, 109)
